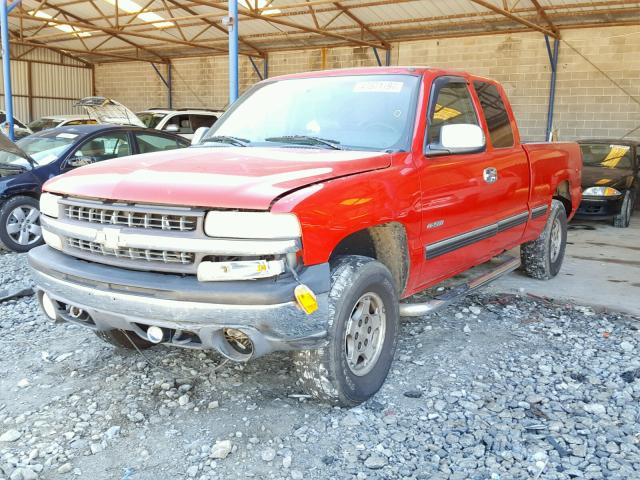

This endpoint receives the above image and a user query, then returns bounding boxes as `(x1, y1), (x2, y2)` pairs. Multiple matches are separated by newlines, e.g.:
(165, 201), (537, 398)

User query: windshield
(204, 74), (420, 151)
(29, 118), (62, 132)
(580, 143), (634, 169)
(0, 133), (76, 169)
(138, 112), (167, 129)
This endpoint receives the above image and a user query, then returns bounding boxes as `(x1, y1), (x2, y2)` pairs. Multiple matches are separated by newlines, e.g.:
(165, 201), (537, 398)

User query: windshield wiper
(265, 135), (343, 150)
(202, 135), (250, 147)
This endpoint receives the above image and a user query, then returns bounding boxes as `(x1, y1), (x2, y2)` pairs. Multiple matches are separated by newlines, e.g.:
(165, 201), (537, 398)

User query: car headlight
(40, 192), (60, 218)
(204, 211), (301, 239)
(583, 186), (621, 196)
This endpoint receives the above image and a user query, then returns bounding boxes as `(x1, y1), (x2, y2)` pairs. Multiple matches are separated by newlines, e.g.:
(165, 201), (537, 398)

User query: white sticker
(353, 81), (403, 93)
(56, 133), (78, 139)
(38, 154), (58, 163)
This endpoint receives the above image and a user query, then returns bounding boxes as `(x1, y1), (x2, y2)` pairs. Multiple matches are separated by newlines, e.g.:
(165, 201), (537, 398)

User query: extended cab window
(473, 81), (514, 148)
(135, 133), (185, 153)
(427, 82), (479, 146)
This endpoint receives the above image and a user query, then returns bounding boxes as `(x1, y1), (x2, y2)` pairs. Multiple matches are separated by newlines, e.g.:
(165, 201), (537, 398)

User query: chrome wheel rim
(344, 292), (386, 376)
(549, 216), (562, 262)
(6, 205), (41, 246)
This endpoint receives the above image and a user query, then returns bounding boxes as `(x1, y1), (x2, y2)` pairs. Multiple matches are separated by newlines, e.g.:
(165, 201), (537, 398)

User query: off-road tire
(613, 191), (634, 228)
(292, 256), (399, 406)
(95, 330), (155, 350)
(521, 199), (567, 280)
(0, 195), (44, 253)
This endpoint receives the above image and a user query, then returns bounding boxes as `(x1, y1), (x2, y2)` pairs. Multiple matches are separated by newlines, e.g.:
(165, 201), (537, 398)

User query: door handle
(483, 167), (498, 184)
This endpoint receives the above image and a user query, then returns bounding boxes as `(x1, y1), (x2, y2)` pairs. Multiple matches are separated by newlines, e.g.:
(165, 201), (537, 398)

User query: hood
(0, 132), (33, 177)
(74, 97), (145, 128)
(44, 147), (391, 210)
(581, 165), (634, 191)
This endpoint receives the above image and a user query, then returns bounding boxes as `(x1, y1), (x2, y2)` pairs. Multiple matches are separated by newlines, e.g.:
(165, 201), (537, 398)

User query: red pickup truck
(29, 67), (582, 405)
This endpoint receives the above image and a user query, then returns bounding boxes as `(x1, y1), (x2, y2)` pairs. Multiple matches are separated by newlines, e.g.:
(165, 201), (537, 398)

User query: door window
(190, 114), (217, 130)
(473, 82), (514, 148)
(135, 133), (184, 153)
(165, 114), (192, 134)
(427, 82), (479, 146)
(71, 132), (131, 163)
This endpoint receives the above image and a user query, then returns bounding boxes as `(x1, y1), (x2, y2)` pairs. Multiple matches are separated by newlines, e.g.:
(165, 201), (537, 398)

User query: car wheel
(0, 196), (44, 252)
(94, 330), (156, 350)
(292, 255), (399, 406)
(520, 199), (568, 280)
(613, 191), (634, 228)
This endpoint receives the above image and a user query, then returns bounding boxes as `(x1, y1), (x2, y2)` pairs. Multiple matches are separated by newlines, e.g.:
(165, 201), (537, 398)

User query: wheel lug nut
(368, 327), (372, 333)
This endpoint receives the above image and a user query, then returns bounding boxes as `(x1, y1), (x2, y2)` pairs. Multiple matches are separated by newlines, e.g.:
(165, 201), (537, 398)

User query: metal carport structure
(1, 0), (639, 139)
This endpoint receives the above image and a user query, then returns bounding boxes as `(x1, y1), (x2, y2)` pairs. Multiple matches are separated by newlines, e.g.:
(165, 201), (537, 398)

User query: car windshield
(204, 74), (421, 151)
(138, 112), (167, 129)
(0, 133), (77, 169)
(28, 118), (62, 132)
(580, 143), (634, 169)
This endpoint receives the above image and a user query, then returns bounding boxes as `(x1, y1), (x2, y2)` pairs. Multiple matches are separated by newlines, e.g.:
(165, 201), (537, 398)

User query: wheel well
(553, 181), (572, 216)
(329, 222), (410, 293)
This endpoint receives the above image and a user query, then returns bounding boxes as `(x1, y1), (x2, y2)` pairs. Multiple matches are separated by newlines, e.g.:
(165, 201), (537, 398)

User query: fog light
(146, 326), (165, 344)
(41, 293), (57, 320)
(294, 284), (318, 315)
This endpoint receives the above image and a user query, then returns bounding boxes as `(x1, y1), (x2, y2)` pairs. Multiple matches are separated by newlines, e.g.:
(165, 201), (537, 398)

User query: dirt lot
(1, 246), (639, 480)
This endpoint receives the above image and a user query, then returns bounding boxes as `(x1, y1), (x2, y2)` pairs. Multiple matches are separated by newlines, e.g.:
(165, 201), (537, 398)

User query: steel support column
(1, 0), (18, 140)
(167, 61), (172, 109)
(372, 47), (382, 67)
(385, 48), (391, 66)
(545, 35), (560, 141)
(249, 56), (263, 81)
(228, 0), (239, 103)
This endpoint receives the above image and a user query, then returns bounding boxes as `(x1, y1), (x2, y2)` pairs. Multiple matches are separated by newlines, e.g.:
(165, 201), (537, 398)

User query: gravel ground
(1, 249), (639, 480)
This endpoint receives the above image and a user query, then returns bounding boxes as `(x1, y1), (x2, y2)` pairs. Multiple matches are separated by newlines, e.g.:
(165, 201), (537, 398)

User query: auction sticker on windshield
(353, 81), (404, 93)
(56, 133), (78, 139)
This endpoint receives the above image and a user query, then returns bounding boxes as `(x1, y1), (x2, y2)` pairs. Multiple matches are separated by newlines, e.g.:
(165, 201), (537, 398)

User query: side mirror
(427, 124), (485, 156)
(191, 127), (209, 145)
(165, 124), (179, 133)
(67, 155), (95, 168)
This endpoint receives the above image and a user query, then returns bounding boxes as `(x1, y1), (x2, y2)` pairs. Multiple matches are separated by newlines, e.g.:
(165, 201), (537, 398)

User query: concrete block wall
(94, 25), (640, 142)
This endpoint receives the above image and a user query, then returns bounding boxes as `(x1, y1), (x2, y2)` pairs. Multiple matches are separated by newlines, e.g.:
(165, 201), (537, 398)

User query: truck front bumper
(29, 246), (330, 360)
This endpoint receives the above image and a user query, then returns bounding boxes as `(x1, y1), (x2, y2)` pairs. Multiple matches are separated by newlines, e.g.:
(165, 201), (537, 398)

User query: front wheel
(613, 191), (634, 228)
(520, 199), (567, 280)
(0, 196), (44, 252)
(292, 256), (399, 406)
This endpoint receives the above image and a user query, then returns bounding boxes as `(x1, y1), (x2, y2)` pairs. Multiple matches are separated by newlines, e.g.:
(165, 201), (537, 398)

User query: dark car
(0, 124), (190, 252)
(575, 140), (639, 228)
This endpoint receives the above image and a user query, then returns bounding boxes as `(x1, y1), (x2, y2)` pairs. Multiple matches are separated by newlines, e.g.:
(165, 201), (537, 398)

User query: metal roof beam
(530, 0), (560, 36)
(331, 2), (390, 48)
(468, 0), (560, 38)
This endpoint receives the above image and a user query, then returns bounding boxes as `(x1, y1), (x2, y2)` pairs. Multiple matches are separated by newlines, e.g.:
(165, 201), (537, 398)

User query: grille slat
(64, 204), (198, 232)
(67, 238), (194, 265)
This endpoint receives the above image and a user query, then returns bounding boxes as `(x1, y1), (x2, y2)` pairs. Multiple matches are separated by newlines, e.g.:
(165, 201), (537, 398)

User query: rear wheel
(613, 191), (634, 228)
(521, 199), (567, 280)
(292, 256), (399, 406)
(95, 330), (155, 350)
(0, 196), (43, 252)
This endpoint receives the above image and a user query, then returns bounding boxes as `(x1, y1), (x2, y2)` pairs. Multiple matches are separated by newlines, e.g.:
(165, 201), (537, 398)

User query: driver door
(64, 131), (132, 171)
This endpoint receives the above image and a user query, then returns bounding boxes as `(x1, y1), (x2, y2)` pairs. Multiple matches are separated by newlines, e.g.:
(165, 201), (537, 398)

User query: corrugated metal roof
(7, 0), (640, 63)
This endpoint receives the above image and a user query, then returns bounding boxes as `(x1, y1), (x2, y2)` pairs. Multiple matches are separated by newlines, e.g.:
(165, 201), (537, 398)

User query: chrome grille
(67, 237), (194, 265)
(63, 204), (199, 232)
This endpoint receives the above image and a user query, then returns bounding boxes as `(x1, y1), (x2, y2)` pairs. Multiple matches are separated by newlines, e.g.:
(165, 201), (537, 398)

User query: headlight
(204, 211), (301, 239)
(583, 186), (621, 196)
(40, 192), (60, 218)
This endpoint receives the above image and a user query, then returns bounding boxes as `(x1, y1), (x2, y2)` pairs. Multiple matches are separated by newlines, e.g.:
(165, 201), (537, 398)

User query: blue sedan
(0, 124), (190, 252)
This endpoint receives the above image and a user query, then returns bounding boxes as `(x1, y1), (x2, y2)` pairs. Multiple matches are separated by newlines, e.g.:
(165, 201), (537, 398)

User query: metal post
(167, 61), (172, 109)
(385, 48), (391, 66)
(1, 0), (16, 140)
(372, 47), (382, 67)
(248, 56), (263, 81)
(228, 0), (239, 103)
(263, 54), (268, 80)
(545, 35), (559, 141)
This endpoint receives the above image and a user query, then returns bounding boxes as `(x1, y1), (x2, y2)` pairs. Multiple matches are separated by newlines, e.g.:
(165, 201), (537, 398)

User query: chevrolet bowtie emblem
(94, 228), (122, 250)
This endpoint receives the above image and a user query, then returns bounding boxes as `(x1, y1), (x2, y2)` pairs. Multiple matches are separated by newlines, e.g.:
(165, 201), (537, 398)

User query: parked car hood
(581, 165), (634, 190)
(74, 97), (145, 128)
(44, 147), (391, 210)
(0, 132), (33, 177)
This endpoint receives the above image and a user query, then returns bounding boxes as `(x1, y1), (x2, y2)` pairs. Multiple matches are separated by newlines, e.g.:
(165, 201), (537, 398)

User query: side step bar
(399, 255), (521, 317)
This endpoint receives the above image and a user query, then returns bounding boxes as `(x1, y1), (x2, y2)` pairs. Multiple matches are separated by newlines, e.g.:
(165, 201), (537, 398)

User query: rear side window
(473, 81), (514, 148)
(427, 82), (479, 146)
(190, 114), (217, 130)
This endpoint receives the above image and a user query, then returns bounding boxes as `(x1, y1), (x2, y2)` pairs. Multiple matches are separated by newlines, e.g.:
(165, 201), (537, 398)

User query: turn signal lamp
(294, 284), (318, 315)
